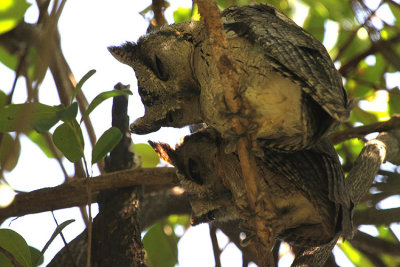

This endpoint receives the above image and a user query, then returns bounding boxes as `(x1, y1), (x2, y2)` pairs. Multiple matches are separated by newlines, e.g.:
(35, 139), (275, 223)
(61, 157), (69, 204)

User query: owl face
(108, 22), (203, 134)
(149, 130), (243, 225)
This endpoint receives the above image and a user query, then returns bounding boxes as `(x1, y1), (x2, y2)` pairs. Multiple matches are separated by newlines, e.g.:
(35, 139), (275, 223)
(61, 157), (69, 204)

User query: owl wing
(262, 137), (353, 239)
(221, 4), (351, 122)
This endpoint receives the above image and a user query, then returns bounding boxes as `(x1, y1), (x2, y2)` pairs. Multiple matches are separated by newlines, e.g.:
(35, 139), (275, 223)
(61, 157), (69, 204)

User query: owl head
(108, 22), (204, 134)
(149, 129), (244, 225)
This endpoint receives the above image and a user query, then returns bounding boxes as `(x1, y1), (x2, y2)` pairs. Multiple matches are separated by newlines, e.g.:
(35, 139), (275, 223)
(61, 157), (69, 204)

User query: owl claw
(240, 232), (256, 247)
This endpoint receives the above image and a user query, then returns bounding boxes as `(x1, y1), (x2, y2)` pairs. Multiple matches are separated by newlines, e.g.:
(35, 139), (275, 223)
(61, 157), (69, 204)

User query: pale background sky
(0, 0), (399, 266)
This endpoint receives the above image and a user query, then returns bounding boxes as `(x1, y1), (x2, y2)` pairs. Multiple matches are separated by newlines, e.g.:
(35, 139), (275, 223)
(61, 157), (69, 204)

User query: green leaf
(58, 102), (78, 121)
(34, 220), (74, 266)
(0, 0), (30, 34)
(335, 138), (364, 163)
(52, 121), (84, 162)
(350, 105), (379, 125)
(0, 103), (63, 133)
(0, 133), (21, 171)
(71, 69), (96, 104)
(0, 229), (32, 267)
(29, 247), (42, 267)
(80, 89), (132, 123)
(173, 7), (192, 23)
(135, 143), (160, 168)
(167, 214), (190, 227)
(32, 116), (60, 133)
(92, 127), (122, 164)
(0, 46), (18, 71)
(388, 91), (400, 116)
(0, 90), (7, 107)
(0, 252), (13, 267)
(336, 28), (371, 63)
(143, 223), (177, 267)
(25, 131), (55, 158)
(377, 225), (398, 243)
(302, 8), (325, 42)
(338, 241), (374, 267)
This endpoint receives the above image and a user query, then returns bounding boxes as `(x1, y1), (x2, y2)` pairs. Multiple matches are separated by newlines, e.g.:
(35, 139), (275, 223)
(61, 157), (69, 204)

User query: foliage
(0, 0), (399, 266)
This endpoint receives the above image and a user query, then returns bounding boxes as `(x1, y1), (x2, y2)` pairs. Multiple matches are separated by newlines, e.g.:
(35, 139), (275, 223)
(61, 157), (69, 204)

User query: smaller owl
(150, 128), (353, 247)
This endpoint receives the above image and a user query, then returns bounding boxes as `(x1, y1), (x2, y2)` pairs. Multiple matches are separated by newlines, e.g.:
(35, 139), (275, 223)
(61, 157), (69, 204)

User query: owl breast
(195, 36), (306, 149)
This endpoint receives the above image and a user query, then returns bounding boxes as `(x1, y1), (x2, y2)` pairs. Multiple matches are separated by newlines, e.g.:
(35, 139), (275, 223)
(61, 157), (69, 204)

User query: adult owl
(109, 4), (352, 151)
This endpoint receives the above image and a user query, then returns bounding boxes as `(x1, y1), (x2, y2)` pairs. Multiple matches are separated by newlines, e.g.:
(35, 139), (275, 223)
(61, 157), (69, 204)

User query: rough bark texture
(91, 83), (146, 267)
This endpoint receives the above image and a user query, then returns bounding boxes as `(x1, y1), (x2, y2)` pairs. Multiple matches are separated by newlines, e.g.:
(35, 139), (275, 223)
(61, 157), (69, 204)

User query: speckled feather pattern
(221, 5), (350, 121)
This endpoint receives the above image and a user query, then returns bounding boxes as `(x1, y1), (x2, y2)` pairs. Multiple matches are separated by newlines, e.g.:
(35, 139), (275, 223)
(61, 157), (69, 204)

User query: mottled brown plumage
(109, 4), (352, 151)
(150, 128), (353, 247)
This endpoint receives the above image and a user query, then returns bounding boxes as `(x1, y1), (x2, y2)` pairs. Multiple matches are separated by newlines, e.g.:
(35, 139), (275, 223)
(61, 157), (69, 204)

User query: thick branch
(346, 130), (400, 204)
(0, 168), (177, 222)
(354, 207), (400, 226)
(48, 189), (191, 267)
(338, 32), (400, 77)
(350, 231), (400, 257)
(92, 83), (145, 267)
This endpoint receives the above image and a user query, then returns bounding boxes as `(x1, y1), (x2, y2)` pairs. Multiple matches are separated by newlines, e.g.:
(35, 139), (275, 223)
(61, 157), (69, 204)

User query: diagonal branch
(195, 1), (275, 265)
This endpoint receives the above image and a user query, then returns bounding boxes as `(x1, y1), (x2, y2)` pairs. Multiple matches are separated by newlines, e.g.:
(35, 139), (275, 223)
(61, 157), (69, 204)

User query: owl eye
(154, 55), (169, 81)
(206, 210), (215, 221)
(188, 158), (203, 185)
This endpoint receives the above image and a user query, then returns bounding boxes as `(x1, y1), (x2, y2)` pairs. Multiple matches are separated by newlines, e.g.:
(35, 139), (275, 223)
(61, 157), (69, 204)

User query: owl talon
(240, 232), (256, 247)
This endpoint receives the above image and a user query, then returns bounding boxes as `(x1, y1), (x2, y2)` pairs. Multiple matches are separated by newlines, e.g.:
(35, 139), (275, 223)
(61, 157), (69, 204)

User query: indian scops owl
(150, 129), (353, 247)
(109, 4), (352, 151)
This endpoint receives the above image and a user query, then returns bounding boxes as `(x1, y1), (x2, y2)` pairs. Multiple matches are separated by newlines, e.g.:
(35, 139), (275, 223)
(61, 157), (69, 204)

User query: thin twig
(51, 212), (78, 267)
(151, 0), (167, 28)
(209, 224), (222, 267)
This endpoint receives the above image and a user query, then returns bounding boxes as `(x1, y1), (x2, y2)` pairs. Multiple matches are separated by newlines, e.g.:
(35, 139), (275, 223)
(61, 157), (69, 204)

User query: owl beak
(130, 117), (162, 134)
(190, 210), (216, 226)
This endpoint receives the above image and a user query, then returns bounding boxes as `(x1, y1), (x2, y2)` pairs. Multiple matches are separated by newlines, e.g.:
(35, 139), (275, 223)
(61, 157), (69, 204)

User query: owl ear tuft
(148, 140), (176, 165)
(108, 42), (137, 66)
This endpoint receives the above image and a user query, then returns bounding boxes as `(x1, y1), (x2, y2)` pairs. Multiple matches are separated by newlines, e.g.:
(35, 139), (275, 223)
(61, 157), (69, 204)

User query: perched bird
(150, 128), (353, 247)
(109, 4), (352, 151)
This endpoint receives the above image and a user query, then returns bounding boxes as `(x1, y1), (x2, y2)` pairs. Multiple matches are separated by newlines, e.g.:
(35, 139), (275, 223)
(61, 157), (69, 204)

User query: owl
(109, 4), (352, 151)
(150, 128), (353, 247)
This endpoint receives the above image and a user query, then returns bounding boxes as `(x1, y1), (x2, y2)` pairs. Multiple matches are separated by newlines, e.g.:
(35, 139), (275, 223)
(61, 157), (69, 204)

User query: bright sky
(1, 0), (399, 266)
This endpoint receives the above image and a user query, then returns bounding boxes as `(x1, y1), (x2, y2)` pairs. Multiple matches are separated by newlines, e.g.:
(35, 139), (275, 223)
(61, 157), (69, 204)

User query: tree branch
(48, 188), (191, 267)
(350, 230), (400, 257)
(0, 168), (178, 222)
(354, 207), (400, 226)
(347, 130), (400, 203)
(329, 114), (400, 145)
(195, 1), (275, 265)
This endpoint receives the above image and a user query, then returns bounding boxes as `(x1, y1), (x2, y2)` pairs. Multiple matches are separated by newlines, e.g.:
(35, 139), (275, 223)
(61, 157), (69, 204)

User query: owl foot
(239, 221), (256, 247)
